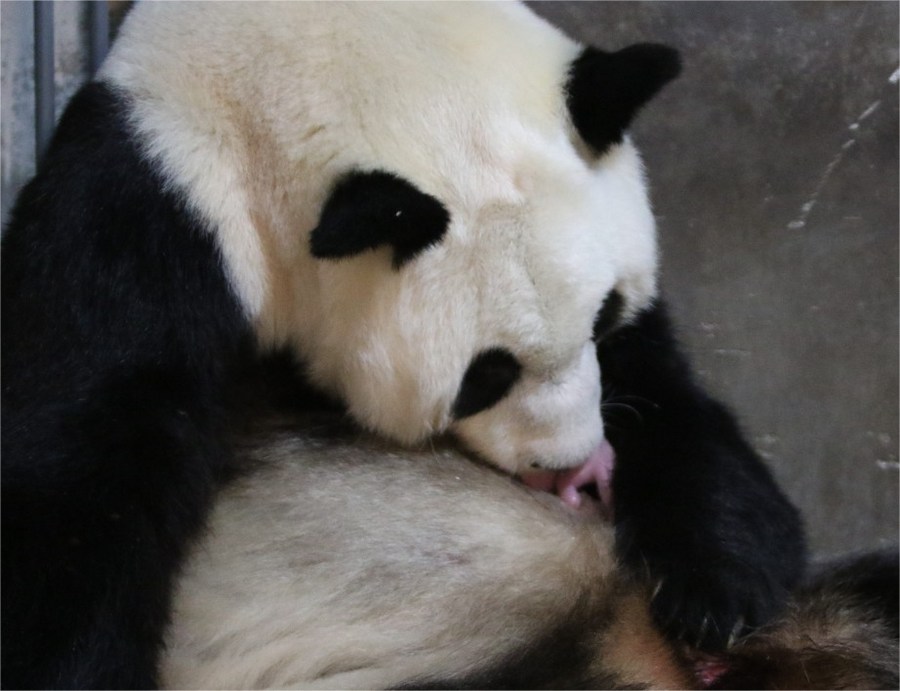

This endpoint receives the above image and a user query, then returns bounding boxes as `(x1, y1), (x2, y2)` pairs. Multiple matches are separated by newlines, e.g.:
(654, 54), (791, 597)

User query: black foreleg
(1, 371), (227, 689)
(597, 300), (806, 650)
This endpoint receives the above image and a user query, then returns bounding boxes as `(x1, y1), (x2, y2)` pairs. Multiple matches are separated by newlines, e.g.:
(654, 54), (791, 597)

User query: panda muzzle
(519, 439), (615, 516)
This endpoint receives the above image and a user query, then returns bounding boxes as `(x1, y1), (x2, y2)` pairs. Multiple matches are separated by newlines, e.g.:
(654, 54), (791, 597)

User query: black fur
(567, 44), (681, 155)
(804, 550), (899, 638)
(596, 300), (807, 651)
(1, 83), (257, 688)
(310, 170), (451, 268)
(708, 550), (900, 690)
(592, 289), (624, 342)
(452, 348), (522, 420)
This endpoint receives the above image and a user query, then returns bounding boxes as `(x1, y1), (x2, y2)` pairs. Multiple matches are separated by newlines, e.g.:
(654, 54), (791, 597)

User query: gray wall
(3, 2), (898, 558)
(532, 1), (899, 557)
(1, 0), (128, 221)
(1, 1), (93, 222)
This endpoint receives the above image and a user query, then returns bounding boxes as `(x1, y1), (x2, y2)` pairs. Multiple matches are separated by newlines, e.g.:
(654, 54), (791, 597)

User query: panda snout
(450, 342), (603, 476)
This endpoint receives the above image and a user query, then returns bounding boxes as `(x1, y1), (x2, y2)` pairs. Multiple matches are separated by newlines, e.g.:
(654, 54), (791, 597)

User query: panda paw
(616, 518), (796, 651)
(643, 555), (785, 651)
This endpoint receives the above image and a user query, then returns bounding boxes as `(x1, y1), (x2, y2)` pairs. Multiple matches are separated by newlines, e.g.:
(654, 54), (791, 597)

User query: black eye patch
(452, 348), (522, 420)
(592, 290), (624, 342)
(309, 170), (450, 269)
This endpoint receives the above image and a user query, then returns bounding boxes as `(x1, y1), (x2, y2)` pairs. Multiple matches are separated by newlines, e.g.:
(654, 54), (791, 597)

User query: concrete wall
(1, 1), (95, 222)
(531, 1), (899, 558)
(3, 2), (897, 558)
(1, 1), (129, 221)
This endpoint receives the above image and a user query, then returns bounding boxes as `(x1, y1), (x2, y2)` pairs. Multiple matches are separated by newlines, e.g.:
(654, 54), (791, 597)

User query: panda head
(104, 3), (679, 476)
(300, 19), (679, 475)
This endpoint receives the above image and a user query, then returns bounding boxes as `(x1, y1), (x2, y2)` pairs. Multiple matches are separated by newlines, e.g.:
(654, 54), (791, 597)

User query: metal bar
(89, 1), (109, 75)
(33, 0), (55, 164)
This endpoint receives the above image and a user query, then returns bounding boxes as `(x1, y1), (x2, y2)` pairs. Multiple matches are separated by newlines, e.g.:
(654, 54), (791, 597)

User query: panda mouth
(519, 439), (615, 518)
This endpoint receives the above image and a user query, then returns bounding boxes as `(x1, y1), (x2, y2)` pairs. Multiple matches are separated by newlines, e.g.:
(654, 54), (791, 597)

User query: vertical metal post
(89, 1), (109, 75)
(33, 0), (55, 164)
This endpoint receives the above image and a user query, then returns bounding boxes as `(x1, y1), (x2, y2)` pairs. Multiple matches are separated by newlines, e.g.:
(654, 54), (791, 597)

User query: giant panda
(160, 413), (899, 690)
(1, 3), (805, 688)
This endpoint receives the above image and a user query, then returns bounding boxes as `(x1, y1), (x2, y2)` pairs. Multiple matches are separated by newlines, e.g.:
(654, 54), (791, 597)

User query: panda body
(162, 416), (688, 690)
(1, 2), (805, 687)
(162, 416), (898, 690)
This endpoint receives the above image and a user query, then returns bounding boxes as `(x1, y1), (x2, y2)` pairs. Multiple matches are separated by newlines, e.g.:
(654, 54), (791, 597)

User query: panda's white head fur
(101, 2), (679, 474)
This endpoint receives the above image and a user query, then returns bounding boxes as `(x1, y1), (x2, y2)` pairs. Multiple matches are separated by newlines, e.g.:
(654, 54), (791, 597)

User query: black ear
(566, 43), (681, 156)
(310, 171), (450, 269)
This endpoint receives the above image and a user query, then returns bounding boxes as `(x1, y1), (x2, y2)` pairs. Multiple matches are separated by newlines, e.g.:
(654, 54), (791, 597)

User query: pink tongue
(520, 439), (615, 514)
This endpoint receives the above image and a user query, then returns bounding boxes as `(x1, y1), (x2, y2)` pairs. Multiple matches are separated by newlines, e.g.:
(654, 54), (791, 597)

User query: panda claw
(727, 616), (745, 649)
(697, 614), (711, 643)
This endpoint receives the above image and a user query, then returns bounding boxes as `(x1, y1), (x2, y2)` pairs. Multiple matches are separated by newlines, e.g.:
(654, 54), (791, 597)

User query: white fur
(161, 426), (620, 690)
(165, 425), (896, 690)
(100, 2), (659, 472)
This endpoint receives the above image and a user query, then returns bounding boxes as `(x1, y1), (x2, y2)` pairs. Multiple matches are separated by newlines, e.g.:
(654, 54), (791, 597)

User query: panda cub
(163, 415), (899, 690)
(1, 2), (804, 688)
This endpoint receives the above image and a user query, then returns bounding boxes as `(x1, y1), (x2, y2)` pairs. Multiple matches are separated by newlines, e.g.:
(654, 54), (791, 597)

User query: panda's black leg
(1, 369), (226, 689)
(596, 299), (807, 651)
(0, 80), (257, 688)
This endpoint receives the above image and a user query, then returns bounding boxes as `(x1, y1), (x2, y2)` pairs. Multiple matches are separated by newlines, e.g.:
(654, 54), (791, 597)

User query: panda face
(101, 2), (677, 474)
(305, 136), (659, 473)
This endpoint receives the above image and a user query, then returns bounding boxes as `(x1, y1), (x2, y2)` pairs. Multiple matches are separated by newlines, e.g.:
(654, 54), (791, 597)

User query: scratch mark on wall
(712, 348), (751, 358)
(855, 100), (882, 123)
(786, 100), (881, 230)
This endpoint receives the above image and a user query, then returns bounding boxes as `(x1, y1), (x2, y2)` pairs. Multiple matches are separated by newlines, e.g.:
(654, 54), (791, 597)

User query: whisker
(601, 401), (644, 424)
(606, 393), (659, 409)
